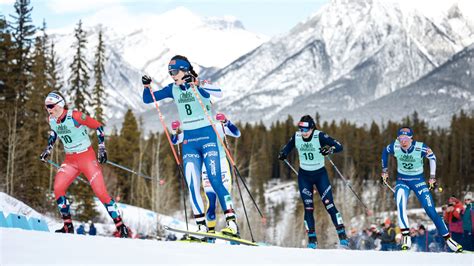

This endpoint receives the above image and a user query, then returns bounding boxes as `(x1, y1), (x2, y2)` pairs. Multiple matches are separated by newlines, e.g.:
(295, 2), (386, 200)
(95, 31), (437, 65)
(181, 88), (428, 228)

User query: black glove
(319, 146), (334, 156)
(142, 75), (152, 85)
(278, 152), (287, 161)
(381, 170), (389, 184)
(39, 148), (51, 162)
(182, 74), (195, 84)
(98, 144), (107, 164)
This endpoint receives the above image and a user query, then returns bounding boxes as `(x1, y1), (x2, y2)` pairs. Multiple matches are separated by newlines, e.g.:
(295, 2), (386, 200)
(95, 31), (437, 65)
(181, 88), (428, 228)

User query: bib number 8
(185, 104), (192, 115)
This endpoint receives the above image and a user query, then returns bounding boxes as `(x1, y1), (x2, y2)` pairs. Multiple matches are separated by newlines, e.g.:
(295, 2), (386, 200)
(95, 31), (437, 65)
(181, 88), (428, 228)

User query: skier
(39, 91), (129, 237)
(278, 115), (349, 249)
(381, 127), (463, 252)
(141, 55), (239, 237)
(171, 113), (240, 239)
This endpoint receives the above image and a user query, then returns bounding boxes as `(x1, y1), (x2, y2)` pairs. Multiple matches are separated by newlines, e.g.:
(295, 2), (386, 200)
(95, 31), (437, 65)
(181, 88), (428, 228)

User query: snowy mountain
(339, 44), (474, 125)
(211, 0), (474, 126)
(49, 7), (267, 130)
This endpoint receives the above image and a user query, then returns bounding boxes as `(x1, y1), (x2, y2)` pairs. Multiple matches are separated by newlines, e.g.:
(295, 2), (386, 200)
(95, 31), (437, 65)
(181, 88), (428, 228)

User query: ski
(164, 225), (259, 246)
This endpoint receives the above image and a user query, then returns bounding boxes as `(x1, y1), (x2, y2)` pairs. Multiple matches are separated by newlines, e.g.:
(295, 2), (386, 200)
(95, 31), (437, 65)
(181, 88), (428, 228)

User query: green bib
(295, 130), (325, 171)
(172, 84), (213, 130)
(49, 109), (91, 153)
(394, 140), (424, 175)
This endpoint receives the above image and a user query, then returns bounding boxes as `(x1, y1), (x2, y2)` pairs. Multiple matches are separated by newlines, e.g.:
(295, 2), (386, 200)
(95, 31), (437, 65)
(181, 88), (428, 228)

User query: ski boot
(445, 236), (463, 253)
(113, 217), (129, 238)
(401, 229), (411, 250)
(55, 215), (74, 234)
(187, 220), (208, 242)
(207, 226), (216, 243)
(307, 232), (318, 249)
(337, 225), (349, 247)
(221, 216), (239, 238)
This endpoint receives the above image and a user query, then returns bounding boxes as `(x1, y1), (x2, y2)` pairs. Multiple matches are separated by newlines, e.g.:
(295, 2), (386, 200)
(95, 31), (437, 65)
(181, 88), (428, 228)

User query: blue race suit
(281, 130), (345, 237)
(382, 140), (449, 236)
(143, 83), (234, 222)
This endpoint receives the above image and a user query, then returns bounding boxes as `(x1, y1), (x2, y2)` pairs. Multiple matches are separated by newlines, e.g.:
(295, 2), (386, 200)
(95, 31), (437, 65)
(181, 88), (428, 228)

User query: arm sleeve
(200, 83), (223, 98)
(381, 141), (395, 170)
(171, 132), (184, 145)
(421, 143), (436, 176)
(72, 111), (105, 145)
(96, 126), (105, 145)
(281, 134), (296, 156)
(318, 131), (343, 153)
(47, 130), (58, 150)
(142, 84), (174, 103)
(453, 206), (463, 220)
(197, 86), (211, 98)
(223, 120), (241, 138)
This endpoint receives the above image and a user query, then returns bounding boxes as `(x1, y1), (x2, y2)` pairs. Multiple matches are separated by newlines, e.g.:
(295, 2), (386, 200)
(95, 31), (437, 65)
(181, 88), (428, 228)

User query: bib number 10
(303, 153), (314, 160)
(61, 135), (72, 144)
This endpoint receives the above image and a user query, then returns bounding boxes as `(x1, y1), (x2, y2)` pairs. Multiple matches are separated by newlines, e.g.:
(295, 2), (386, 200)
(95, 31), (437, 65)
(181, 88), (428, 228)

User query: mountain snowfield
(50, 6), (267, 131)
(212, 0), (474, 126)
(1, 192), (472, 265)
(48, 0), (474, 131)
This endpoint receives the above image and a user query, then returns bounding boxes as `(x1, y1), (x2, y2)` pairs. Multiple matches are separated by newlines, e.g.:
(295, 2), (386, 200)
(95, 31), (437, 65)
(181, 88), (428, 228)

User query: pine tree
(68, 20), (90, 111)
(9, 0), (35, 107)
(47, 41), (62, 92)
(21, 21), (51, 208)
(5, 0), (35, 197)
(112, 109), (140, 203)
(0, 15), (16, 193)
(92, 29), (106, 123)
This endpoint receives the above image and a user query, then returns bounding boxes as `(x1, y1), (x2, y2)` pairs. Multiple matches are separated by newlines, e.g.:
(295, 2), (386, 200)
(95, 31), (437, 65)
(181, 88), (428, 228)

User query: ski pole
(326, 157), (370, 211)
(283, 159), (299, 176)
(383, 179), (395, 193)
(220, 124), (256, 242)
(45, 159), (88, 184)
(106, 161), (164, 184)
(188, 84), (266, 221)
(146, 85), (190, 232)
(174, 136), (191, 237)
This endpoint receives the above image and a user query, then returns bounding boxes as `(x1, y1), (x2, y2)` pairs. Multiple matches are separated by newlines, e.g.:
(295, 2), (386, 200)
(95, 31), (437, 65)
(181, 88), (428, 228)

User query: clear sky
(0, 0), (330, 36)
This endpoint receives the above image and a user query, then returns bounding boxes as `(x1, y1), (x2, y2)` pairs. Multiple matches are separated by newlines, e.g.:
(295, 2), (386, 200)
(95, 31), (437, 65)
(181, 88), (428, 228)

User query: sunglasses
(46, 103), (59, 109)
(45, 100), (62, 109)
(299, 127), (311, 133)
(169, 69), (180, 76)
(398, 136), (411, 141)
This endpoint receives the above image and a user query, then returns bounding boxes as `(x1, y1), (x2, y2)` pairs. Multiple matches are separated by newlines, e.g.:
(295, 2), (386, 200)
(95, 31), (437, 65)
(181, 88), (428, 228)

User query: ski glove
(171, 120), (181, 131)
(319, 146), (334, 156)
(216, 113), (227, 123)
(39, 147), (52, 162)
(98, 144), (107, 164)
(428, 176), (437, 190)
(278, 152), (287, 161)
(142, 75), (152, 85)
(381, 170), (389, 184)
(182, 74), (195, 84)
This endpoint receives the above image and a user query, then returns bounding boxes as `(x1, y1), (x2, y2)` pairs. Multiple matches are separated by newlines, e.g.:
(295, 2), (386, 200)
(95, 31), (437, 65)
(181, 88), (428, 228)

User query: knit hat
(44, 92), (65, 108)
(397, 127), (413, 138)
(465, 192), (472, 201)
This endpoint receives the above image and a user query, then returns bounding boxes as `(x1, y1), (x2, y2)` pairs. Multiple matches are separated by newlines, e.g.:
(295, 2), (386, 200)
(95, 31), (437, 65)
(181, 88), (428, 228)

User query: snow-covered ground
(1, 192), (472, 265)
(1, 228), (472, 265)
